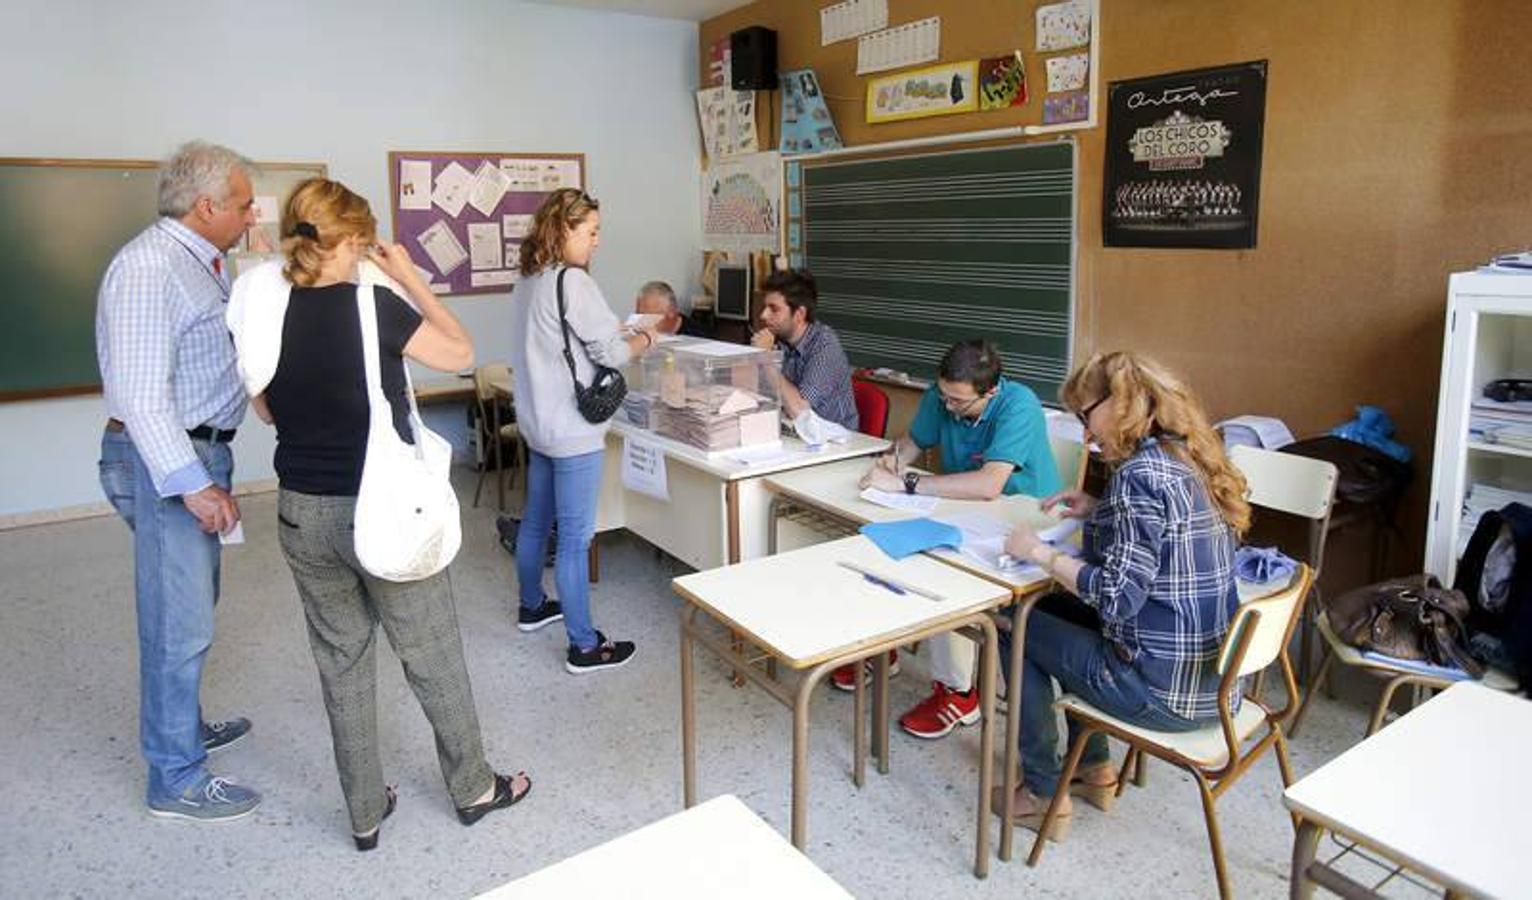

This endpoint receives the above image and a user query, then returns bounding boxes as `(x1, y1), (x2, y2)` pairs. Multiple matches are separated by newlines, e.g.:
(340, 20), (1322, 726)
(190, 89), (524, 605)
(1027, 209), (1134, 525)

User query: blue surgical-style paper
(860, 518), (963, 560)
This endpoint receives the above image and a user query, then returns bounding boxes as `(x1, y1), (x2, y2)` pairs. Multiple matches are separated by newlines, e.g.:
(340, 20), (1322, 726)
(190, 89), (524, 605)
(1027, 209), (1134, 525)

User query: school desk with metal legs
(1284, 682), (1530, 899)
(673, 536), (1011, 879)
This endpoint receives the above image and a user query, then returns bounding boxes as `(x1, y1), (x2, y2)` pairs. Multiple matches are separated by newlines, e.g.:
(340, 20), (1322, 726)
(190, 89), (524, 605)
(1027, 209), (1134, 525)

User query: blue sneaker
(148, 775), (261, 822)
(201, 717), (251, 753)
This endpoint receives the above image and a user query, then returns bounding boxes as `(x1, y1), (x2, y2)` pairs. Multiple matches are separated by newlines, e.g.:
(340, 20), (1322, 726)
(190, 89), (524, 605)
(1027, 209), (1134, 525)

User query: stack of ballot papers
(931, 511), (1082, 572)
(655, 385), (777, 453)
(621, 391), (659, 429)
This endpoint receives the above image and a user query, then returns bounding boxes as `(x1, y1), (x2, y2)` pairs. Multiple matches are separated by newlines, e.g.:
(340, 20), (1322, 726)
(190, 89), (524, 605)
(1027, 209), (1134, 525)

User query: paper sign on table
(622, 435), (669, 501)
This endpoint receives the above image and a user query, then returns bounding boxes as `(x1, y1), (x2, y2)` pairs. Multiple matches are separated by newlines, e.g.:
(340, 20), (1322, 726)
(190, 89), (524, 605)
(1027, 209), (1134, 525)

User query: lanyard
(156, 222), (229, 301)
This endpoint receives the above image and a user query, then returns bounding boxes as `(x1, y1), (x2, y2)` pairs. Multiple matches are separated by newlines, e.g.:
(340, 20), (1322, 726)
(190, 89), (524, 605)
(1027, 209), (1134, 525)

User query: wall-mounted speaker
(730, 26), (778, 91)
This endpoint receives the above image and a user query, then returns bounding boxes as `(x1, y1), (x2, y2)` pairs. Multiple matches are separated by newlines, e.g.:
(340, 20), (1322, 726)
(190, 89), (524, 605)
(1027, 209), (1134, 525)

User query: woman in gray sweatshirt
(507, 189), (657, 673)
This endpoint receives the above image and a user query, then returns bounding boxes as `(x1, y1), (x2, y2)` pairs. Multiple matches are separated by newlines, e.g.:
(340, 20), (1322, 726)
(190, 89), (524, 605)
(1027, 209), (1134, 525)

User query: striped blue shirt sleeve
(98, 255), (211, 497)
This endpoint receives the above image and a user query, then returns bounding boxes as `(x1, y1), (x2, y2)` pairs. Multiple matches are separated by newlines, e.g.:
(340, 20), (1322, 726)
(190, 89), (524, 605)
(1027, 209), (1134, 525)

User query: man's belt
(106, 418), (237, 443)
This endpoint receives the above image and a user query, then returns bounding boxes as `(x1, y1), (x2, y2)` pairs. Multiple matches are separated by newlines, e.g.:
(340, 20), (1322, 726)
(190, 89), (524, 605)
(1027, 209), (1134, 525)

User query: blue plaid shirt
(779, 321), (858, 430)
(95, 218), (246, 497)
(1078, 439), (1240, 720)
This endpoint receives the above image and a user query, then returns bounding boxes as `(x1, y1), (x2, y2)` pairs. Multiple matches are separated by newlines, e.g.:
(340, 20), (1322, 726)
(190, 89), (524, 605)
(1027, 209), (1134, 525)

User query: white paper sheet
(468, 221), (502, 270)
(626, 313), (663, 329)
(1036, 0), (1092, 51)
(218, 521), (246, 546)
(431, 162), (474, 217)
(1046, 52), (1090, 92)
(416, 219), (468, 276)
(470, 270), (516, 287)
(821, 0), (888, 45)
(1216, 415), (1295, 450)
(544, 160), (582, 190)
(504, 242), (520, 269)
(502, 213), (533, 239)
(860, 487), (939, 513)
(467, 160), (512, 216)
(856, 16), (940, 75)
(717, 389), (760, 415)
(399, 160), (432, 210)
(622, 435), (669, 501)
(685, 341), (761, 357)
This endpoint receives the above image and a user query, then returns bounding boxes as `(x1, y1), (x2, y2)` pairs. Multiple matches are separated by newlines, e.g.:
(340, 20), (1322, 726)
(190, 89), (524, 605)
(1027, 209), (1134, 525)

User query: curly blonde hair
(1062, 351), (1250, 534)
(519, 188), (598, 276)
(280, 177), (376, 287)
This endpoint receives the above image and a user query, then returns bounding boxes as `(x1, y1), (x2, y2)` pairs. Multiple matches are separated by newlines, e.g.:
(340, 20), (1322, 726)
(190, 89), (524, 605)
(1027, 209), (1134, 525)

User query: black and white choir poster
(1103, 61), (1267, 249)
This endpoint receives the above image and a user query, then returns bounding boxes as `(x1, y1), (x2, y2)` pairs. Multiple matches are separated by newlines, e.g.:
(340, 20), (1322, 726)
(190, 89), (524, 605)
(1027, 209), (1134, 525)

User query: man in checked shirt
(95, 141), (262, 821)
(750, 268), (859, 434)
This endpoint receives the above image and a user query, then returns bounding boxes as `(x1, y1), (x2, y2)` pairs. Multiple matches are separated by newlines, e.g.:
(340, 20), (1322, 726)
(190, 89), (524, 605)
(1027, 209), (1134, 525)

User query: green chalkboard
(0, 157), (325, 402)
(789, 141), (1075, 402)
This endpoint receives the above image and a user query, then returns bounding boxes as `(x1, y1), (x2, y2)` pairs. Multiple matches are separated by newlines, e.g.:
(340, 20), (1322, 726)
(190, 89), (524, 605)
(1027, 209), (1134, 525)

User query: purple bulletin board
(387, 150), (585, 297)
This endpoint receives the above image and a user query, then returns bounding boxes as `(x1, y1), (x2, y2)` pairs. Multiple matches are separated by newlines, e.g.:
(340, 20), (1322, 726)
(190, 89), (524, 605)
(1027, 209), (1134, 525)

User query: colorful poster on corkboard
(702, 151), (781, 254)
(388, 151), (583, 296)
(866, 60), (979, 124)
(779, 69), (842, 155)
(979, 53), (1028, 111)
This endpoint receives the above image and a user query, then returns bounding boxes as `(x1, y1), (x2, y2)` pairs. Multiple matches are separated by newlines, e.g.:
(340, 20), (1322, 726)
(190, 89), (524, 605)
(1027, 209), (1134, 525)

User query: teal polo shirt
(908, 377), (1061, 497)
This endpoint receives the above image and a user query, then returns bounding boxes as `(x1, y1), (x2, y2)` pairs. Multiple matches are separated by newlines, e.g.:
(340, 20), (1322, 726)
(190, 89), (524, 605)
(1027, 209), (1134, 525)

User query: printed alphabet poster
(1102, 61), (1267, 248)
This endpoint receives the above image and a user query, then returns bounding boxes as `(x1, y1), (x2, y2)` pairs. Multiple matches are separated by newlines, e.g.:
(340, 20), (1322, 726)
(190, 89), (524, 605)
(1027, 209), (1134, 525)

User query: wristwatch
(903, 471), (922, 495)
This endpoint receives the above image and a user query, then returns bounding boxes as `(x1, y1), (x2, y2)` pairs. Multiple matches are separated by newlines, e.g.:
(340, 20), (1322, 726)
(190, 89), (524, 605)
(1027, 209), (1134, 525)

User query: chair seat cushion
(1056, 694), (1268, 769)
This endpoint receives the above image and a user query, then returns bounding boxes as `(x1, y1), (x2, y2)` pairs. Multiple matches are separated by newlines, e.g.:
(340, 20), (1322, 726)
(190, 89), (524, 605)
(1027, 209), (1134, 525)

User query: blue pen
(861, 572), (906, 595)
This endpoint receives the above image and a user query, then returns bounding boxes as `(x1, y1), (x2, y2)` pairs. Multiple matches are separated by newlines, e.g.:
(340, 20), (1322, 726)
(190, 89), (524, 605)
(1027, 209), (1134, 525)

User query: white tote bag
(352, 285), (462, 581)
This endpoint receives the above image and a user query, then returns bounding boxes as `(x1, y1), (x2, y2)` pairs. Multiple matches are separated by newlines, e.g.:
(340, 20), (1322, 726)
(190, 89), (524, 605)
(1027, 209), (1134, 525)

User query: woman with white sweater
(507, 189), (657, 673)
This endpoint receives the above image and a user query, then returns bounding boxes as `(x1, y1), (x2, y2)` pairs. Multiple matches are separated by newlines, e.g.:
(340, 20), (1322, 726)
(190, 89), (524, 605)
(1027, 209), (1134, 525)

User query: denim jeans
(99, 428), (232, 801)
(1001, 597), (1207, 797)
(516, 448), (603, 651)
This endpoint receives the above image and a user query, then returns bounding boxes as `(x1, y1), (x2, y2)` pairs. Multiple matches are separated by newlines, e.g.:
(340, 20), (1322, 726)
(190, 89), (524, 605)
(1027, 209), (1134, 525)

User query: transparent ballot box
(622, 340), (783, 453)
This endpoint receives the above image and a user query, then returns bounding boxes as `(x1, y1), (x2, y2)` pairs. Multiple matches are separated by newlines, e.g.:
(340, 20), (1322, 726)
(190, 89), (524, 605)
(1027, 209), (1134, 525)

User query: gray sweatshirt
(508, 266), (633, 458)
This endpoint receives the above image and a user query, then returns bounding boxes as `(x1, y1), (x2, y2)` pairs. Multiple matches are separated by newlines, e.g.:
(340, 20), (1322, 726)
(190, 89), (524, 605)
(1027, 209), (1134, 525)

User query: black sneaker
(517, 601), (564, 633)
(201, 717), (251, 753)
(565, 631), (636, 674)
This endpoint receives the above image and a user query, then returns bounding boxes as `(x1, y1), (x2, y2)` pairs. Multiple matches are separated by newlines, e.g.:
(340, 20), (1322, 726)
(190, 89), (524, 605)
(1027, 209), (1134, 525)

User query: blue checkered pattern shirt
(95, 218), (246, 497)
(1078, 439), (1240, 720)
(779, 321), (858, 431)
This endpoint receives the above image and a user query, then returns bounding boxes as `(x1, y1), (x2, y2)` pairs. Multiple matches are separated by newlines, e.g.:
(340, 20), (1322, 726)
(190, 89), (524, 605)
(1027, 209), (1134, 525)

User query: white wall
(0, 0), (702, 519)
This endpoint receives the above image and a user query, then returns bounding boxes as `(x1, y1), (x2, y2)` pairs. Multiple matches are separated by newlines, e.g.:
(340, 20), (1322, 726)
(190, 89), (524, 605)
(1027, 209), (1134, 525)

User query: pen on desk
(836, 561), (943, 602)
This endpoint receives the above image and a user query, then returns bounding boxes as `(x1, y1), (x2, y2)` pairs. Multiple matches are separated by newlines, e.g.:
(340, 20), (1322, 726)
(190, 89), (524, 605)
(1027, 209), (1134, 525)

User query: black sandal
(456, 771), (532, 826)
(353, 785), (397, 852)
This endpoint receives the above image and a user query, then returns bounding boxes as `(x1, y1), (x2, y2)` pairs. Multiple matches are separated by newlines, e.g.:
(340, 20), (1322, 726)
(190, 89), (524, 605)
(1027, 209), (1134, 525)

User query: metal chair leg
(1026, 726), (1091, 866)
(1288, 647), (1333, 738)
(1194, 771), (1232, 900)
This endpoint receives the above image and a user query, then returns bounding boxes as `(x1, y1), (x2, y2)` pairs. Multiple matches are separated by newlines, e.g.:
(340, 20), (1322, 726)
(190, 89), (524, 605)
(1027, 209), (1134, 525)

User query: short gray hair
(157, 141), (253, 217)
(638, 280), (678, 311)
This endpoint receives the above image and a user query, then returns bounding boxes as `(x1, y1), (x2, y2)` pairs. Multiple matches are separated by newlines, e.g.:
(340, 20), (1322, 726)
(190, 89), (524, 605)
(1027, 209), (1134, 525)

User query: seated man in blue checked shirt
(95, 141), (262, 822)
(857, 339), (1060, 740)
(750, 269), (859, 433)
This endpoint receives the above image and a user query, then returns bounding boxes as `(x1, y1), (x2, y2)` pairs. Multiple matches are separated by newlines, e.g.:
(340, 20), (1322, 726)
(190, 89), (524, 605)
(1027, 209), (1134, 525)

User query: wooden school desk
(761, 457), (1058, 860)
(673, 536), (1011, 878)
(478, 794), (852, 899)
(1284, 682), (1530, 899)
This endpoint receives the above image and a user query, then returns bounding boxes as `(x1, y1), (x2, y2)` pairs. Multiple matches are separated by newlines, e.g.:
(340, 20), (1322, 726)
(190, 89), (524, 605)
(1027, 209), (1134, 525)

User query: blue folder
(859, 518), (963, 560)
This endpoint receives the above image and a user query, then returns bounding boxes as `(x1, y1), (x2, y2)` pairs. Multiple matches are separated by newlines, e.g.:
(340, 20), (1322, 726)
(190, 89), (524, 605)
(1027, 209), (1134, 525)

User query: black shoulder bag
(556, 267), (627, 423)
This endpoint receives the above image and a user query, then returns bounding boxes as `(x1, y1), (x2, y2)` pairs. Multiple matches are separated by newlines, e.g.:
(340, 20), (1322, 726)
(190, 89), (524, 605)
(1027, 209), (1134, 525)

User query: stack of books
(1469, 397), (1532, 448)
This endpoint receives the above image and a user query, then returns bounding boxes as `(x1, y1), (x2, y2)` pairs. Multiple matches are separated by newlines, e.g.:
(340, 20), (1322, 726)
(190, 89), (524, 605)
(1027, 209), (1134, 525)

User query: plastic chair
(471, 363), (523, 509)
(851, 379), (889, 438)
(1025, 566), (1314, 900)
(1229, 444), (1338, 715)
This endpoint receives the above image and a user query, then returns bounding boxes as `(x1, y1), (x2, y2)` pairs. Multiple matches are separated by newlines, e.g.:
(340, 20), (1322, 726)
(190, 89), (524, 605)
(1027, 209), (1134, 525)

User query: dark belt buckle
(188, 425), (237, 443)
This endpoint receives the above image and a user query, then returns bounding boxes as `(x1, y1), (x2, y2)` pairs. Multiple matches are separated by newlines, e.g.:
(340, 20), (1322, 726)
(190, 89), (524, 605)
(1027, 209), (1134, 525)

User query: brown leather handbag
(1327, 575), (1484, 676)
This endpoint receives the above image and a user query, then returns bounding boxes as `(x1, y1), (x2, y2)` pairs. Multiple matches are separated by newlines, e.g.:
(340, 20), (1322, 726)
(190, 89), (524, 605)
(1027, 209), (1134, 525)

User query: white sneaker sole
(204, 731), (248, 754)
(831, 665), (902, 692)
(565, 651), (635, 675)
(517, 614), (564, 633)
(147, 802), (259, 823)
(900, 708), (982, 740)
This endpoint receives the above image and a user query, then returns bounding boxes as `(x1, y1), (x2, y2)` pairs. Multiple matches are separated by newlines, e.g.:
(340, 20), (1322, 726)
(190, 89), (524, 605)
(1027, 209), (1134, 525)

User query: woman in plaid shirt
(995, 351), (1250, 838)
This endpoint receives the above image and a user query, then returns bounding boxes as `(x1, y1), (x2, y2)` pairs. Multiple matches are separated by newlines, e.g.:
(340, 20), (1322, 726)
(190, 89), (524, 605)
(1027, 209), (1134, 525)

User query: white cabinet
(1425, 271), (1532, 583)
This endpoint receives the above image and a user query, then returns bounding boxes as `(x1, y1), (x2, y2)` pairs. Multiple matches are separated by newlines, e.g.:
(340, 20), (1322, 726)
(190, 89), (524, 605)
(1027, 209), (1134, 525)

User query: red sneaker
(830, 650), (900, 692)
(899, 681), (981, 739)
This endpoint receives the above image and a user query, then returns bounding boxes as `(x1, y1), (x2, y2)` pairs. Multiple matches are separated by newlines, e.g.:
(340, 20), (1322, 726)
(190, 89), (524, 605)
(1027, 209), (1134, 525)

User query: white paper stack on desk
(655, 385), (778, 453)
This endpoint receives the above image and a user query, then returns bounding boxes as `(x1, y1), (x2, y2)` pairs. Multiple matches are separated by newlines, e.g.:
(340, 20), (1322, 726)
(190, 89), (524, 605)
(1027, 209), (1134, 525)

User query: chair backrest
(852, 379), (890, 438)
(1230, 444), (1338, 571)
(474, 363), (510, 403)
(1049, 435), (1089, 492)
(1217, 563), (1314, 677)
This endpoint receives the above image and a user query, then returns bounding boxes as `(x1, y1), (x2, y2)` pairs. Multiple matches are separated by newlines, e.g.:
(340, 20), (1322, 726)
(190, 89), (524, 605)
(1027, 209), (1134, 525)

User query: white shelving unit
(1425, 270), (1532, 583)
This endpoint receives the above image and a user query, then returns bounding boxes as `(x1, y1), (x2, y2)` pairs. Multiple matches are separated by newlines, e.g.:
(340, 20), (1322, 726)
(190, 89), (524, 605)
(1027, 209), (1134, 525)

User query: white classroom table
(1284, 682), (1532, 899)
(762, 458), (1059, 861)
(479, 794), (851, 899)
(673, 535), (1011, 879)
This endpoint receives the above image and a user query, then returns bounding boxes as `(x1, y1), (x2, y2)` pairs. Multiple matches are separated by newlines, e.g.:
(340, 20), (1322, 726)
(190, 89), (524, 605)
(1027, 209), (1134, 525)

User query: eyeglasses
(1076, 394), (1109, 428)
(939, 391), (984, 417)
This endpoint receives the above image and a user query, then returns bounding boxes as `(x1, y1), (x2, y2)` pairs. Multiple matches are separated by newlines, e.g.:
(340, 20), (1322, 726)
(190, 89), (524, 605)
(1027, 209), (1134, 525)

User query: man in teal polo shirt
(856, 339), (1061, 739)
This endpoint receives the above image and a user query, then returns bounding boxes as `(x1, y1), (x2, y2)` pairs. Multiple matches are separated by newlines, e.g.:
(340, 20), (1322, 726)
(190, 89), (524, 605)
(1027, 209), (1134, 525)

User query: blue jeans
(99, 428), (231, 801)
(1002, 599), (1206, 797)
(516, 448), (602, 651)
